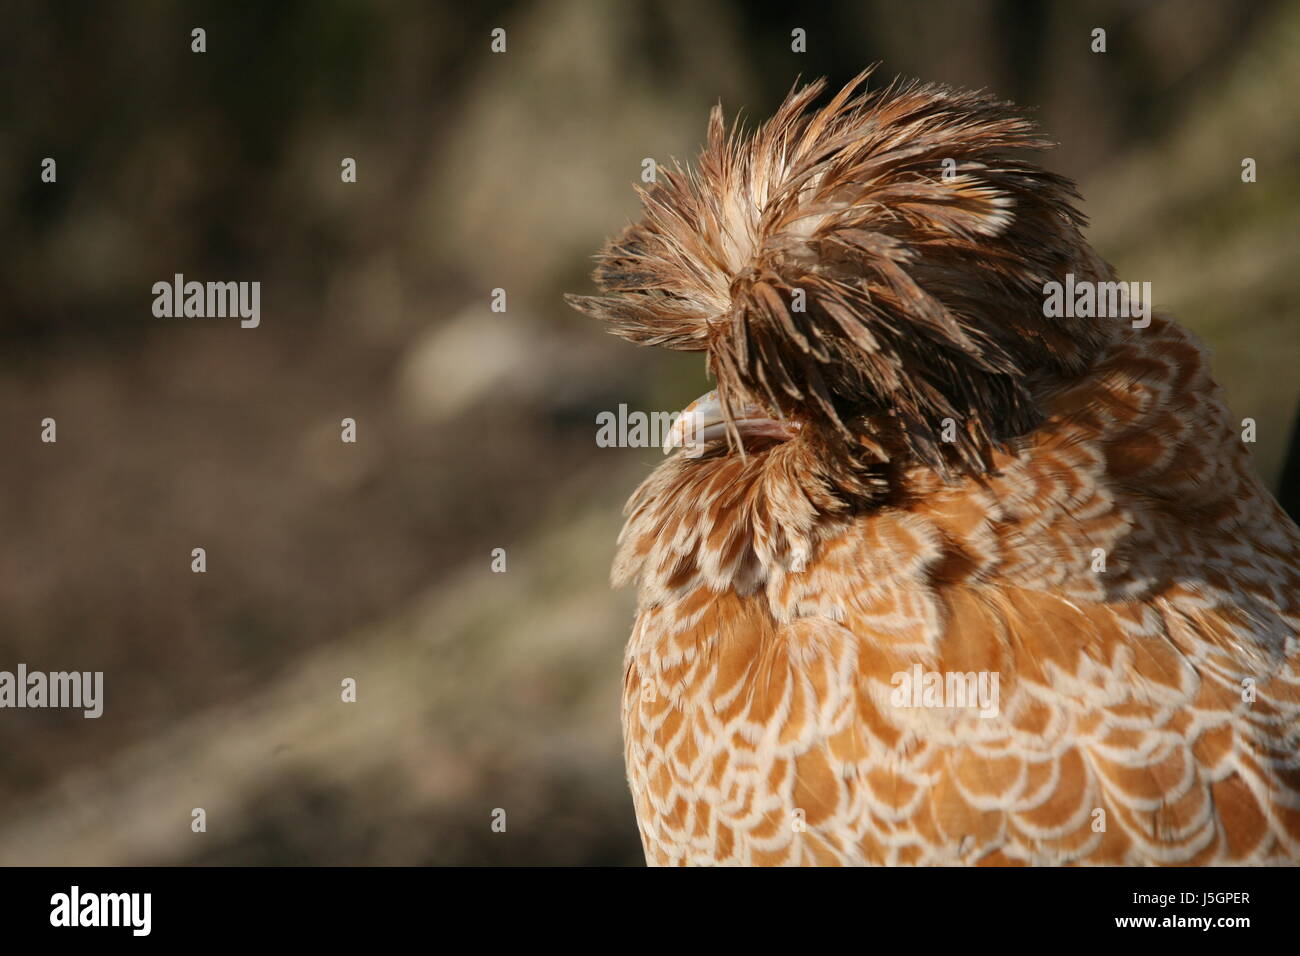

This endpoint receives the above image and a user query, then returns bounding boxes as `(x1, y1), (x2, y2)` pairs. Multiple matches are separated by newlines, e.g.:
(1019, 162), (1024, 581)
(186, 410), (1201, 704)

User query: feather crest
(566, 69), (1116, 475)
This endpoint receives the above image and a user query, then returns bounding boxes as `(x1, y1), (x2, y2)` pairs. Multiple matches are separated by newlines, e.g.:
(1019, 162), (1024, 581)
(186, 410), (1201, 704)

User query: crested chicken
(566, 71), (1300, 866)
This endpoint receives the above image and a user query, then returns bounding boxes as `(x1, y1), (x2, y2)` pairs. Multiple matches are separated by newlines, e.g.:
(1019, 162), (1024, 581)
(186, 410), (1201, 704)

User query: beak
(664, 389), (801, 456)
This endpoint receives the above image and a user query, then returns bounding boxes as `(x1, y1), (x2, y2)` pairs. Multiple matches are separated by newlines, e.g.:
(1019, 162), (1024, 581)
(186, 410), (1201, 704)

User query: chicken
(565, 71), (1300, 866)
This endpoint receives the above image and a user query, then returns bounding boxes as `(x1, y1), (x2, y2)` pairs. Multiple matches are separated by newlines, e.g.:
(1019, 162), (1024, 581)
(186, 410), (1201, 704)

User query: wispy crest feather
(567, 68), (1114, 475)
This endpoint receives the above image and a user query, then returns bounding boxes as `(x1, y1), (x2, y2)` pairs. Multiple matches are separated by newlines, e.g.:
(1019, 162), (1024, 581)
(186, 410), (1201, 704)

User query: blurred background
(0, 0), (1297, 865)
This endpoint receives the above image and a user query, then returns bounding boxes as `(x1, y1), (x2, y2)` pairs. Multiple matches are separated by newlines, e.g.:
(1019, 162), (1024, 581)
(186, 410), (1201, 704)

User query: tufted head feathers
(566, 69), (1115, 477)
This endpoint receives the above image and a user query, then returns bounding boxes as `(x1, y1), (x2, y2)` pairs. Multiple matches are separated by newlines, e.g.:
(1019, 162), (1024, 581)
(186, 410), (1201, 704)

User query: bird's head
(568, 70), (1114, 479)
(567, 71), (1117, 590)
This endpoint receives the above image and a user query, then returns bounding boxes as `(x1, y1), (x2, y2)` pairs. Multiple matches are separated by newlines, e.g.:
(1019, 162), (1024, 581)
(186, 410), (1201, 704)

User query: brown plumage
(566, 71), (1300, 865)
